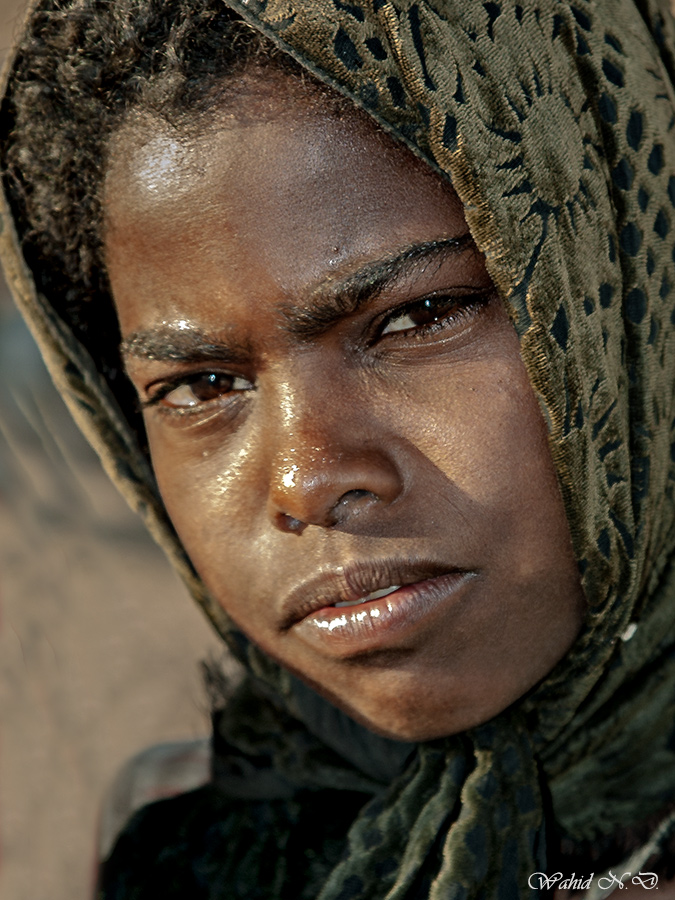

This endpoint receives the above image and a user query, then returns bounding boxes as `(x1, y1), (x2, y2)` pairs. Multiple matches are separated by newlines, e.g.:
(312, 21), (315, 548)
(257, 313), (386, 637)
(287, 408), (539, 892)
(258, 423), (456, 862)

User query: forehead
(103, 79), (470, 333)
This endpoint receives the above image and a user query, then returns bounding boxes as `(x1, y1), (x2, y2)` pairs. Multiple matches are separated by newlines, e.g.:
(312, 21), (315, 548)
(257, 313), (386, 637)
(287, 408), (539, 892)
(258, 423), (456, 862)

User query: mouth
(333, 585), (402, 607)
(282, 560), (476, 658)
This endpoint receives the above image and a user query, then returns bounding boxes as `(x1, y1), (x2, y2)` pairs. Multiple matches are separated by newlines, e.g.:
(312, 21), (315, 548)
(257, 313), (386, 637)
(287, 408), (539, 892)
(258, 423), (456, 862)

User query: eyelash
(374, 289), (494, 343)
(142, 373), (252, 416)
(142, 290), (494, 416)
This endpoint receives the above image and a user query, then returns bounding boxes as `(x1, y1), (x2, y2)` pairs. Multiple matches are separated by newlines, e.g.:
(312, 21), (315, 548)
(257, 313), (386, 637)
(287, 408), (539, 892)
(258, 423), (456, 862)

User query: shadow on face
(104, 68), (586, 741)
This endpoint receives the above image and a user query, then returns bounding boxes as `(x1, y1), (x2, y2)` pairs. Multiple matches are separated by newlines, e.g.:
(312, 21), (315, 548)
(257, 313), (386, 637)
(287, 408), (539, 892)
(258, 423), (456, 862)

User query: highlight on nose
(274, 488), (382, 532)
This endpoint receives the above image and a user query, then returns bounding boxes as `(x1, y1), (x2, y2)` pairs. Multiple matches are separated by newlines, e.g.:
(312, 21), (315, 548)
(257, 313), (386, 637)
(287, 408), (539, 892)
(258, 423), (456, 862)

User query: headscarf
(2, 0), (675, 896)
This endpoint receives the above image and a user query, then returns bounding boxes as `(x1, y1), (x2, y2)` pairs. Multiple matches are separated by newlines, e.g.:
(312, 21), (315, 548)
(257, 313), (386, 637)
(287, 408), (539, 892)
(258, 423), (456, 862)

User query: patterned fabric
(2, 0), (675, 896)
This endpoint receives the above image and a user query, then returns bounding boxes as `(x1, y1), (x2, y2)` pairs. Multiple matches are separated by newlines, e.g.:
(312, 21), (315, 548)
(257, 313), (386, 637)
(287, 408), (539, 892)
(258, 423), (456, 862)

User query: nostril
(270, 448), (402, 532)
(340, 489), (372, 502)
(331, 489), (379, 523)
(277, 513), (308, 535)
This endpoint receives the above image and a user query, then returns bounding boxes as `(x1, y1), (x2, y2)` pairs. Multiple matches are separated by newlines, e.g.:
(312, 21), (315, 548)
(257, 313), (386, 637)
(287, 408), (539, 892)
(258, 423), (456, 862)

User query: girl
(2, 0), (675, 895)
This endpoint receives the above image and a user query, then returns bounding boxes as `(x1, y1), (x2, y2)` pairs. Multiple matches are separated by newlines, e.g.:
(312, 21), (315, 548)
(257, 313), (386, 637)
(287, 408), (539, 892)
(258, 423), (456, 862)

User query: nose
(265, 392), (404, 532)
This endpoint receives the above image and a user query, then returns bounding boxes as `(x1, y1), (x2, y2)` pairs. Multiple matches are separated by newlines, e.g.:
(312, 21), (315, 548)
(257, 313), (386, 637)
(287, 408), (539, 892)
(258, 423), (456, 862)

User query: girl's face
(104, 77), (585, 741)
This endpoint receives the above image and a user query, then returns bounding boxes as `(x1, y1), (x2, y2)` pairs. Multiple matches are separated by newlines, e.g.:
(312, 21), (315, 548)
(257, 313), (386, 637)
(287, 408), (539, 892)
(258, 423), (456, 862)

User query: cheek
(398, 351), (553, 504)
(389, 343), (570, 585)
(146, 426), (271, 596)
(147, 352), (555, 548)
(146, 430), (225, 536)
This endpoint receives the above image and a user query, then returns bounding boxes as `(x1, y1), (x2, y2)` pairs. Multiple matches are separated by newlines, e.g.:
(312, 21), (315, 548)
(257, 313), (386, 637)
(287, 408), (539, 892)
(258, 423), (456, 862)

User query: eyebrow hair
(120, 329), (251, 365)
(119, 234), (475, 363)
(282, 234), (475, 341)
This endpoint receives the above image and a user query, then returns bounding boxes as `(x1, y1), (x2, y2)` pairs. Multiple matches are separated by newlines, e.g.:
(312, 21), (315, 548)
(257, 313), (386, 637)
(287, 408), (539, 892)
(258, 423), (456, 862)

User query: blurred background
(0, 2), (224, 898)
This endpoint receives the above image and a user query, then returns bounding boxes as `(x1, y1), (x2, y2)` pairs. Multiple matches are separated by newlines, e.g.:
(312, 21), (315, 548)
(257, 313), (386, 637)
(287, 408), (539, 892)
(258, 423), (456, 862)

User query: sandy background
(0, 3), (225, 899)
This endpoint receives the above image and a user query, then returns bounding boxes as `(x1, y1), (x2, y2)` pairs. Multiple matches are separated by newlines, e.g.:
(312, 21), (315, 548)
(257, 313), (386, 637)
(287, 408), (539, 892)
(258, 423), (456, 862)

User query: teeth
(365, 585), (401, 601)
(334, 585), (401, 608)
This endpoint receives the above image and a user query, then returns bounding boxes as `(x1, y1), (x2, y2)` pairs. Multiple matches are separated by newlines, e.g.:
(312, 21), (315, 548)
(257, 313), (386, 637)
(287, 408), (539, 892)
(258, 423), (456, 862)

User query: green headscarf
(2, 0), (675, 895)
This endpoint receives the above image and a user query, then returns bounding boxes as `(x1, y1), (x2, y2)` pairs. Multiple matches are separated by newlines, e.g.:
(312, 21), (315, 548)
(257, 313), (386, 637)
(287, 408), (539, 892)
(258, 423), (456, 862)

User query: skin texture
(104, 73), (586, 742)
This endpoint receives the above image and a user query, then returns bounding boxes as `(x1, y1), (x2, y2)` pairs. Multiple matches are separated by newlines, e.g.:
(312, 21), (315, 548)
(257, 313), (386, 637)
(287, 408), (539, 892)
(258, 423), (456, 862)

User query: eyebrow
(119, 235), (475, 364)
(283, 235), (474, 341)
(120, 329), (251, 365)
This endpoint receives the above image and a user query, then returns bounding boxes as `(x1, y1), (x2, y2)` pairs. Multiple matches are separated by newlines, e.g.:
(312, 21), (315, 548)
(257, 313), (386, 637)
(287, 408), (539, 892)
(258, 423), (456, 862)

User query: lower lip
(293, 571), (475, 657)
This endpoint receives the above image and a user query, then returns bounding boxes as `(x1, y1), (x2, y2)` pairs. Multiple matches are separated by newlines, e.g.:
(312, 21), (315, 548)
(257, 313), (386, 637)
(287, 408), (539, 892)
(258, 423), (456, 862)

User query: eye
(150, 372), (253, 409)
(380, 293), (487, 337)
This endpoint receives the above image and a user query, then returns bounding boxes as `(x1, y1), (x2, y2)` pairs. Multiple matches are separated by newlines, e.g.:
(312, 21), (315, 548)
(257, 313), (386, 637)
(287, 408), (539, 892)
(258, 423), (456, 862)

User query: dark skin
(103, 72), (675, 891)
(104, 73), (586, 746)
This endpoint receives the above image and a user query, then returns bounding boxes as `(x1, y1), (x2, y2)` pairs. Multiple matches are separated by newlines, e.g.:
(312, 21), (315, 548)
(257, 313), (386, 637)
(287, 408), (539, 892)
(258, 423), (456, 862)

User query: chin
(311, 677), (483, 743)
(346, 702), (480, 743)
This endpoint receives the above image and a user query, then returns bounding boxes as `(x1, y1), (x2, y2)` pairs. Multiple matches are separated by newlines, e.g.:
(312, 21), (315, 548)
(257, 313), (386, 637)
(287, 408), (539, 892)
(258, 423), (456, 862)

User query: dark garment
(99, 782), (675, 897)
(98, 786), (370, 900)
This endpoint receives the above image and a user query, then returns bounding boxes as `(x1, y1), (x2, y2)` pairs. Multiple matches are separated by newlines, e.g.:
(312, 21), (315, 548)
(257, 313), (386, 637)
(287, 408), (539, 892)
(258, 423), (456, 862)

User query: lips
(281, 560), (476, 657)
(334, 585), (401, 607)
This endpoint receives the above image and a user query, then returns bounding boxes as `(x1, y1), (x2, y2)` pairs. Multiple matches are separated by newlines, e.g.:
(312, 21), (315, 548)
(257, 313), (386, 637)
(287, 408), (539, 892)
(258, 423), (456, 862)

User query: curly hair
(2, 0), (318, 416)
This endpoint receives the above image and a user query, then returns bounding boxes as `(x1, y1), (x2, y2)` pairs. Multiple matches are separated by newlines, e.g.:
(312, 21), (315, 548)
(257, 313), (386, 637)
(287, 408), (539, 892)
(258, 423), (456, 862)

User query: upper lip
(280, 557), (464, 630)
